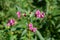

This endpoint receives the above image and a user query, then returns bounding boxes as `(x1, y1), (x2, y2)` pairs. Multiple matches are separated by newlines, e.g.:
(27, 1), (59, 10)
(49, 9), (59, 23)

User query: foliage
(0, 0), (60, 40)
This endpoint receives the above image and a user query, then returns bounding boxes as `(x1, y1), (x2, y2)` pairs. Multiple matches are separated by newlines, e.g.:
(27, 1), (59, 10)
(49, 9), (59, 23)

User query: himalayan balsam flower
(32, 27), (37, 32)
(17, 11), (21, 18)
(28, 23), (33, 31)
(35, 10), (41, 18)
(29, 27), (33, 31)
(7, 19), (15, 26)
(40, 12), (45, 18)
(28, 23), (33, 28)
(28, 23), (37, 32)
(35, 10), (45, 18)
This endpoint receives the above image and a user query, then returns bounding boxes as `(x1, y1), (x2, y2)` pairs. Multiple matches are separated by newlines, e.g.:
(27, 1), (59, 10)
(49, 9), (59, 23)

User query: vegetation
(0, 0), (60, 40)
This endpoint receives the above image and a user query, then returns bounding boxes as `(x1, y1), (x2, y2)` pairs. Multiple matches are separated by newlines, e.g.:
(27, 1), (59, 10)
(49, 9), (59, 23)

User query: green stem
(28, 31), (30, 40)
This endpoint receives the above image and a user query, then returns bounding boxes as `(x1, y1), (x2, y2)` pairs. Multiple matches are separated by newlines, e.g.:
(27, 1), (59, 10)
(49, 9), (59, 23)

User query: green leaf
(51, 20), (55, 26)
(58, 29), (60, 32)
(36, 30), (45, 40)
(21, 29), (27, 36)
(38, 0), (42, 2)
(10, 35), (17, 40)
(35, 36), (37, 40)
(56, 24), (60, 28)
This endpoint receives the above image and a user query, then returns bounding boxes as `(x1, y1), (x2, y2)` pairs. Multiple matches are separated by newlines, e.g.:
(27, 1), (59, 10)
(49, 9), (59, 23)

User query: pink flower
(35, 10), (45, 18)
(29, 26), (33, 31)
(7, 19), (15, 26)
(32, 27), (37, 32)
(40, 12), (45, 18)
(28, 23), (33, 28)
(36, 10), (41, 15)
(28, 23), (33, 31)
(35, 10), (41, 18)
(16, 11), (21, 18)
(28, 23), (37, 32)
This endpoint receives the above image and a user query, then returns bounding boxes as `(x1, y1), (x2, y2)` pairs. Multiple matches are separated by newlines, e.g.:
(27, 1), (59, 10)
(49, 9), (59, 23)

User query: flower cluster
(35, 10), (45, 18)
(7, 19), (15, 26)
(28, 23), (37, 32)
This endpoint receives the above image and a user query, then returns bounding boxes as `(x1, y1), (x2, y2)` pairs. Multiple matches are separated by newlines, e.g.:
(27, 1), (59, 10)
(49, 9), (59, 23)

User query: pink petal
(7, 23), (10, 26)
(10, 19), (15, 25)
(29, 27), (33, 31)
(36, 10), (41, 15)
(28, 23), (33, 28)
(7, 19), (15, 26)
(35, 10), (41, 18)
(40, 12), (45, 18)
(17, 11), (21, 18)
(32, 27), (37, 32)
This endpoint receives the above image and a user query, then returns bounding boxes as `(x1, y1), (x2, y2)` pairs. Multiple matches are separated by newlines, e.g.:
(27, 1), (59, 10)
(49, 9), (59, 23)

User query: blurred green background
(0, 0), (60, 40)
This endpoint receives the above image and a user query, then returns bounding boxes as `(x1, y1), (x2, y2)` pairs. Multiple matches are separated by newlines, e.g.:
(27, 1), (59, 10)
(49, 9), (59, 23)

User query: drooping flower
(35, 10), (41, 18)
(28, 23), (33, 31)
(29, 26), (33, 31)
(35, 10), (45, 18)
(32, 27), (37, 32)
(28, 23), (33, 28)
(28, 23), (37, 32)
(7, 19), (15, 26)
(16, 11), (21, 18)
(40, 12), (45, 18)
